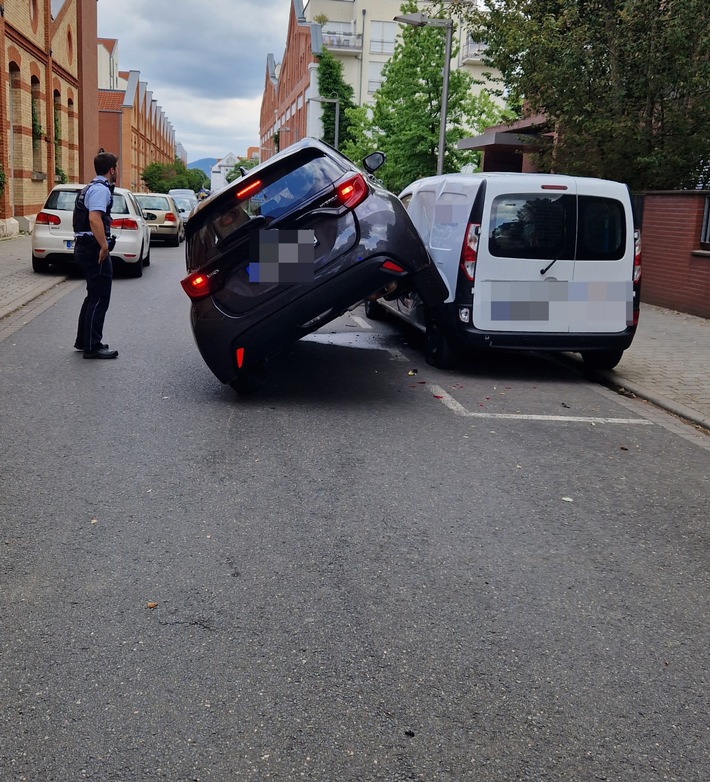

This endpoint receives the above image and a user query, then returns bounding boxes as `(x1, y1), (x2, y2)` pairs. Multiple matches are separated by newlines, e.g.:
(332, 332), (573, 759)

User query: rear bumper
(439, 305), (638, 353)
(191, 256), (431, 383)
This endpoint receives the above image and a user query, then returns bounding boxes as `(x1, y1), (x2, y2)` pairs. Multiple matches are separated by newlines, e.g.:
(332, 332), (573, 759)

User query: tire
(228, 361), (269, 396)
(143, 243), (151, 267)
(130, 259), (143, 278)
(168, 232), (180, 247)
(582, 349), (624, 370)
(410, 262), (449, 307)
(425, 313), (460, 369)
(32, 256), (50, 273)
(364, 299), (386, 321)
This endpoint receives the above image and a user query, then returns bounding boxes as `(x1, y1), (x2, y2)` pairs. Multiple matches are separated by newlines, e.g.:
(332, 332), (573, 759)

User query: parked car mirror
(363, 152), (385, 174)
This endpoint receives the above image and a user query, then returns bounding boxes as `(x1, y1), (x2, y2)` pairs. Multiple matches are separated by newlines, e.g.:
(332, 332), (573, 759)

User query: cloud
(98, 0), (290, 160)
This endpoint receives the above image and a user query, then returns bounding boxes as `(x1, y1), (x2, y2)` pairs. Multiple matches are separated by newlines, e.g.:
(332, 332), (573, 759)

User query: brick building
(0, 2), (178, 237)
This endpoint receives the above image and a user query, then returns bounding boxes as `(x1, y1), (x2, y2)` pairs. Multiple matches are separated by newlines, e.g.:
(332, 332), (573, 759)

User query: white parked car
(32, 184), (152, 277)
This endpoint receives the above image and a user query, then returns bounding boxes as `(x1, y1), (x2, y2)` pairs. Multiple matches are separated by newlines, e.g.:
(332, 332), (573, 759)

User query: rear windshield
(187, 151), (346, 270)
(137, 195), (171, 210)
(45, 189), (80, 211)
(489, 194), (626, 261)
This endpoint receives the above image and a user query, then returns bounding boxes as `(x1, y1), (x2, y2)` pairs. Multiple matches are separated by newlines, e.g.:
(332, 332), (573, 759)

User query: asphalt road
(1, 244), (708, 781)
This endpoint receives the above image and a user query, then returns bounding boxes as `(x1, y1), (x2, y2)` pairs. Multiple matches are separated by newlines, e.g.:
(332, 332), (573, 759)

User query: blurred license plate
(65, 240), (74, 249)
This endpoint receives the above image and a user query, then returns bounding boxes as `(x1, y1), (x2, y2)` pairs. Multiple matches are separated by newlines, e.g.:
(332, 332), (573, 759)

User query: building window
(702, 198), (710, 246)
(370, 21), (396, 54)
(67, 28), (73, 64)
(29, 0), (39, 32)
(31, 77), (43, 173)
(368, 61), (384, 94)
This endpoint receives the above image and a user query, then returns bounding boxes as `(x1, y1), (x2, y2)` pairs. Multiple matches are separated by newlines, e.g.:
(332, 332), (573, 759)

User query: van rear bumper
(444, 309), (637, 353)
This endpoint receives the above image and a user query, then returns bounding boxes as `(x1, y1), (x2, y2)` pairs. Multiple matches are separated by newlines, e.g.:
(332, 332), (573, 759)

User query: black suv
(181, 138), (447, 392)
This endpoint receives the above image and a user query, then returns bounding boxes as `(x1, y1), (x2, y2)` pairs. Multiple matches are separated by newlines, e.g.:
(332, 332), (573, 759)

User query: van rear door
(472, 176), (578, 333)
(472, 176), (633, 335)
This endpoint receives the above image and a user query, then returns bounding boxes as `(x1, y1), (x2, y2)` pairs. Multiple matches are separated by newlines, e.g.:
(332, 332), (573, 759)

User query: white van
(367, 172), (641, 370)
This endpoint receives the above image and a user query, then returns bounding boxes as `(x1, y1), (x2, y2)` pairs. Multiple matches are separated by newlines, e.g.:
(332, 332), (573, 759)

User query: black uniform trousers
(74, 237), (113, 352)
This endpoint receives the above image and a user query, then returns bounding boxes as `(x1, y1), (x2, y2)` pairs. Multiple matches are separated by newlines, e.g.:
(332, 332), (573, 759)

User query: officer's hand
(98, 245), (109, 263)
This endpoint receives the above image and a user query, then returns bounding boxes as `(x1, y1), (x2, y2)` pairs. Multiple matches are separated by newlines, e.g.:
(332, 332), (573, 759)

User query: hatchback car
(180, 137), (447, 392)
(134, 193), (185, 246)
(171, 196), (195, 227)
(32, 184), (151, 277)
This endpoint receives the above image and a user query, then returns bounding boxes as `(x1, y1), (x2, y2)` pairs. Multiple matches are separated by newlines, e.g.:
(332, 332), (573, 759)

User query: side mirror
(363, 151), (385, 174)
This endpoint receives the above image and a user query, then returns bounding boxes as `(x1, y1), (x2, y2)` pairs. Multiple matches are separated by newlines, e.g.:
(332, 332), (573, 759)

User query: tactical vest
(73, 178), (113, 237)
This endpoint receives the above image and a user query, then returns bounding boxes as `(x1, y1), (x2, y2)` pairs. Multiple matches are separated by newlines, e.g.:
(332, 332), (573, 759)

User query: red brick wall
(640, 192), (710, 318)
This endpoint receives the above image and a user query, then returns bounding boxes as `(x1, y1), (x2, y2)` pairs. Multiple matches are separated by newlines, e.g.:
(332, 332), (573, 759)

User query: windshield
(136, 195), (171, 211)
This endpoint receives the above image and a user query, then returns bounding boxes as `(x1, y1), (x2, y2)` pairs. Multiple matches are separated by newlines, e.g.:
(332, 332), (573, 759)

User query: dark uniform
(73, 178), (116, 354)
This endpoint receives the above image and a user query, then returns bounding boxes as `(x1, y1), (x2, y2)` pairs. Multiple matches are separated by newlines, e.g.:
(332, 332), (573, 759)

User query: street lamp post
(393, 11), (453, 176)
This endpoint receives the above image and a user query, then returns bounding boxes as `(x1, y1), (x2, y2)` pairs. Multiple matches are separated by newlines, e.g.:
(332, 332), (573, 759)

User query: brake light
(461, 223), (480, 281)
(237, 179), (262, 199)
(633, 228), (642, 284)
(541, 184), (568, 190)
(111, 218), (139, 230)
(36, 211), (61, 226)
(336, 173), (368, 209)
(180, 269), (220, 299)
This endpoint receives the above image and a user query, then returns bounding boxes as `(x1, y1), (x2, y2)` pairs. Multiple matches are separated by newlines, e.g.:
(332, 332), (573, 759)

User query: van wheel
(582, 349), (624, 370)
(364, 299), (386, 321)
(425, 314), (459, 369)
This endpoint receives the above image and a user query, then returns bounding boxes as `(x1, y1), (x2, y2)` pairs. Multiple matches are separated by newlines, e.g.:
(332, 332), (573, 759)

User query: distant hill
(188, 158), (217, 177)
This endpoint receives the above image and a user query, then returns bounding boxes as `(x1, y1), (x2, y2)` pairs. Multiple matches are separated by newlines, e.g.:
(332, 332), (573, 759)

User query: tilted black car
(181, 138), (447, 392)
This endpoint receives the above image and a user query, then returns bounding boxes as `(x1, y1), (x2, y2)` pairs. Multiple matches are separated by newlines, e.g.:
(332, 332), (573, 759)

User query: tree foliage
(457, 0), (710, 190)
(316, 47), (356, 149)
(226, 156), (259, 184)
(341, 1), (512, 193)
(140, 158), (209, 193)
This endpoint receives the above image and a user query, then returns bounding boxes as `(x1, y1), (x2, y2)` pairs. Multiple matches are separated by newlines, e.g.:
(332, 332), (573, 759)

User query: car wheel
(32, 256), (50, 273)
(228, 361), (269, 395)
(169, 232), (180, 247)
(130, 259), (143, 278)
(364, 299), (386, 321)
(425, 313), (460, 369)
(143, 243), (151, 267)
(582, 349), (624, 370)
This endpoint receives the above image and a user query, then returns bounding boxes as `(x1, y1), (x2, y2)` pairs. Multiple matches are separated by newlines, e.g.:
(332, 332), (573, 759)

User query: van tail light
(111, 218), (139, 230)
(336, 173), (368, 210)
(36, 211), (61, 226)
(633, 228), (642, 284)
(164, 212), (177, 223)
(181, 269), (221, 299)
(460, 222), (480, 281)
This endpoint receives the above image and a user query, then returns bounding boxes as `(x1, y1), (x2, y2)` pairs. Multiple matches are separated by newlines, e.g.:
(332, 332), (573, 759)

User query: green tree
(226, 156), (259, 184)
(316, 47), (356, 149)
(140, 158), (208, 193)
(341, 1), (511, 193)
(458, 0), (710, 190)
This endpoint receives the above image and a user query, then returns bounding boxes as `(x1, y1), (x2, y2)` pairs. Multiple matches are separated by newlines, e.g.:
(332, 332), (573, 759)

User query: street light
(308, 96), (341, 150)
(394, 11), (453, 176)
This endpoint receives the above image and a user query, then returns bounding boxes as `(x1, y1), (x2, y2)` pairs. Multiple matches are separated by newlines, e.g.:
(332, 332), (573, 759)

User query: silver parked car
(32, 184), (152, 277)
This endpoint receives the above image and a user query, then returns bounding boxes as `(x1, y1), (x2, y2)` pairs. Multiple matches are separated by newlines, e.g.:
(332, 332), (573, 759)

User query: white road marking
(429, 385), (653, 425)
(349, 315), (371, 330)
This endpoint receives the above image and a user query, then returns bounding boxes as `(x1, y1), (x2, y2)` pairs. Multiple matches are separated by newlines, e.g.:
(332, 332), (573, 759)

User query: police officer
(73, 151), (119, 359)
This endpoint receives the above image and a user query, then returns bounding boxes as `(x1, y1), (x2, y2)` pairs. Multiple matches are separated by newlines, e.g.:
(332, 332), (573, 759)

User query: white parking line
(349, 314), (371, 330)
(429, 385), (654, 425)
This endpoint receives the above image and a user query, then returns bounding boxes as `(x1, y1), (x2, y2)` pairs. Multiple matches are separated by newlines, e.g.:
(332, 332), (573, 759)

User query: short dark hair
(94, 151), (118, 175)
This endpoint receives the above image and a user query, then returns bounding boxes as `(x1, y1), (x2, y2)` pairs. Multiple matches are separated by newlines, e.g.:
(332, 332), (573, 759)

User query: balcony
(321, 31), (362, 55)
(461, 40), (486, 63)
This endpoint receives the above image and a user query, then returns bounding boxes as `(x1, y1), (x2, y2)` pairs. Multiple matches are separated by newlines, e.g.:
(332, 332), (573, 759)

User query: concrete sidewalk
(1, 233), (708, 430)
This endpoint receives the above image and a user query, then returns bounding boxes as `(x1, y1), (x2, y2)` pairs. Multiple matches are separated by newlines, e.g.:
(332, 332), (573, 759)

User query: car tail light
(336, 173), (368, 210)
(460, 222), (480, 281)
(633, 228), (641, 284)
(164, 212), (177, 223)
(181, 269), (221, 299)
(35, 211), (61, 226)
(236, 347), (245, 369)
(111, 218), (139, 230)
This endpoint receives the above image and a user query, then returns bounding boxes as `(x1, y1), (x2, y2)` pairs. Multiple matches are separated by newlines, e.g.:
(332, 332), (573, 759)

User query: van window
(489, 194), (568, 259)
(430, 191), (471, 250)
(576, 196), (625, 260)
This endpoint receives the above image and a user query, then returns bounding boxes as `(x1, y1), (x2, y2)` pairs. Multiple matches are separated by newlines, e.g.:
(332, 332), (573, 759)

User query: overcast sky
(97, 0), (292, 163)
